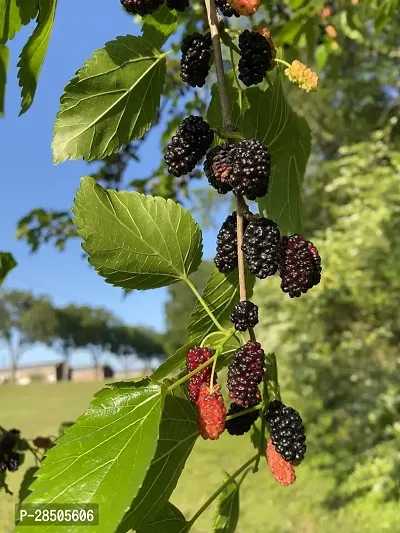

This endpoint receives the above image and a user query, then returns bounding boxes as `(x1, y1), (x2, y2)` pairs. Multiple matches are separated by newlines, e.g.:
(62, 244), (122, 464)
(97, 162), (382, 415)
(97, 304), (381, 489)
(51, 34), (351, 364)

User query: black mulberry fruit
(121, 0), (164, 16)
(0, 461), (7, 472)
(180, 33), (212, 88)
(229, 139), (270, 200)
(242, 218), (281, 278)
(215, 0), (240, 17)
(164, 116), (214, 177)
(280, 235), (321, 297)
(227, 341), (266, 407)
(214, 213), (248, 273)
(166, 0), (188, 10)
(225, 403), (259, 435)
(238, 29), (274, 87)
(204, 143), (235, 194)
(186, 347), (215, 404)
(267, 400), (307, 464)
(230, 300), (259, 331)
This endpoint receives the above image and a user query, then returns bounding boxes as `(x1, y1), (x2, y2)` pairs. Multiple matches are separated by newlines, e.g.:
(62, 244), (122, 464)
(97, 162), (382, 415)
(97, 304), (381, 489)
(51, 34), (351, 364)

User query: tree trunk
(10, 358), (18, 384)
(61, 355), (70, 381)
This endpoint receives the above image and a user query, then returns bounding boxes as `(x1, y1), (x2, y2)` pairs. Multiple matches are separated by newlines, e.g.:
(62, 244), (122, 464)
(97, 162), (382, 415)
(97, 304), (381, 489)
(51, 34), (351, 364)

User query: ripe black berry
(164, 116), (214, 177)
(121, 0), (164, 16)
(204, 143), (235, 194)
(242, 218), (281, 278)
(229, 139), (270, 200)
(0, 461), (7, 472)
(180, 33), (212, 88)
(215, 0), (240, 17)
(7, 453), (20, 472)
(280, 235), (321, 298)
(186, 347), (215, 403)
(225, 403), (259, 435)
(166, 0), (188, 11)
(267, 400), (307, 464)
(227, 341), (266, 408)
(214, 213), (248, 273)
(238, 29), (274, 87)
(230, 300), (258, 331)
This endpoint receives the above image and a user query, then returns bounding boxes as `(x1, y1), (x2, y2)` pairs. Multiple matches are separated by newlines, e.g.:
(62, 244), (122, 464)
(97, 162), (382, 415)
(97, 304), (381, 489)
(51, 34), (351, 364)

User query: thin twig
(204, 0), (232, 131)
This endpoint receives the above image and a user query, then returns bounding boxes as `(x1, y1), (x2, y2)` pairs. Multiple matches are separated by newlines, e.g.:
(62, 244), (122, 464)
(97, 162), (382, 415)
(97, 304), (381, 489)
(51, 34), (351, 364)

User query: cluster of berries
(0, 429), (22, 473)
(179, 27), (275, 90)
(186, 342), (265, 439)
(215, 214), (321, 299)
(121, 0), (188, 16)
(165, 116), (271, 204)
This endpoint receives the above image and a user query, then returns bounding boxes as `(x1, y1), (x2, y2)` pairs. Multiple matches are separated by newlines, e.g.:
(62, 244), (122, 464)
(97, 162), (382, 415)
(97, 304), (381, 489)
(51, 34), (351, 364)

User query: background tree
(257, 122), (400, 506)
(0, 291), (56, 382)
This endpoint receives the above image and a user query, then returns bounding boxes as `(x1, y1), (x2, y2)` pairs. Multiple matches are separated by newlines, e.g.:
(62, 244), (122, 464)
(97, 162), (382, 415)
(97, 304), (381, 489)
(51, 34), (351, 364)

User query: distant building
(0, 362), (116, 385)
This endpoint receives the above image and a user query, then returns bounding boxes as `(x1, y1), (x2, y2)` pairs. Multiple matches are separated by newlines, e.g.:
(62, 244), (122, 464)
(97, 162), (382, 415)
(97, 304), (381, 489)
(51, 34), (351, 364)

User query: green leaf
(0, 252), (17, 286)
(17, 0), (57, 115)
(15, 380), (164, 533)
(136, 502), (189, 533)
(240, 80), (311, 234)
(117, 386), (197, 532)
(73, 177), (203, 290)
(19, 467), (39, 504)
(152, 341), (197, 381)
(52, 35), (166, 163)
(142, 4), (178, 49)
(207, 73), (248, 131)
(0, 44), (9, 116)
(187, 266), (255, 344)
(212, 476), (240, 533)
(0, 0), (38, 43)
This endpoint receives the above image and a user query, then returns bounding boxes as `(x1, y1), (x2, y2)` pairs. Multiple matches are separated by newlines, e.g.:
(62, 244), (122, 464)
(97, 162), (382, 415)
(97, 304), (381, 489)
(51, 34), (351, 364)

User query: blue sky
(0, 1), (222, 369)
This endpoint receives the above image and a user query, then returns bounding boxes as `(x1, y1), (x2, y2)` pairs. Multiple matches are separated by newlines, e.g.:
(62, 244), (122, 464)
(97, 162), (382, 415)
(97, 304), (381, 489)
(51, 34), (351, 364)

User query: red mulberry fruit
(225, 403), (259, 435)
(227, 341), (266, 407)
(166, 0), (188, 10)
(267, 400), (306, 464)
(242, 218), (282, 278)
(280, 235), (322, 297)
(229, 139), (270, 200)
(121, 0), (164, 16)
(197, 383), (226, 440)
(186, 347), (215, 403)
(230, 300), (259, 331)
(215, 0), (239, 17)
(238, 30), (274, 86)
(214, 212), (248, 273)
(227, 0), (260, 16)
(204, 143), (235, 194)
(266, 438), (296, 486)
(180, 33), (212, 88)
(164, 116), (214, 177)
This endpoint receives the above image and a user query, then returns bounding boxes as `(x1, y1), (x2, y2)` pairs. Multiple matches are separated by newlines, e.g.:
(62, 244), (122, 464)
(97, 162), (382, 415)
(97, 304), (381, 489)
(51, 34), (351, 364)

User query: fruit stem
(274, 57), (291, 69)
(167, 329), (235, 392)
(266, 352), (281, 401)
(204, 0), (232, 131)
(200, 330), (227, 348)
(187, 454), (258, 529)
(184, 276), (225, 332)
(225, 403), (262, 421)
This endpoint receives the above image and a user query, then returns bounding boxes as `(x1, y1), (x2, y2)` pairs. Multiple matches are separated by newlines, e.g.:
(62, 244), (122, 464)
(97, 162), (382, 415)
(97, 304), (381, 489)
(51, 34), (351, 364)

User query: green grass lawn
(0, 382), (393, 533)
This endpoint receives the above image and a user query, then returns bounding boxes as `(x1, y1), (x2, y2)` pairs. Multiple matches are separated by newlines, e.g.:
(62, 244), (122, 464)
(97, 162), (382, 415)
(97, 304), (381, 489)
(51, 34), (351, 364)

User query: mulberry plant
(8, 0), (324, 531)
